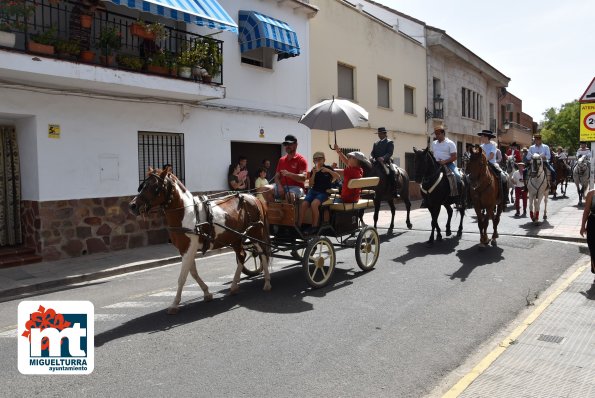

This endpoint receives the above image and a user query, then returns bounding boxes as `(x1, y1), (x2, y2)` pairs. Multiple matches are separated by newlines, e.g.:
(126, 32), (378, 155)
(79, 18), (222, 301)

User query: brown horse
(129, 167), (271, 314)
(551, 155), (569, 198)
(467, 147), (504, 246)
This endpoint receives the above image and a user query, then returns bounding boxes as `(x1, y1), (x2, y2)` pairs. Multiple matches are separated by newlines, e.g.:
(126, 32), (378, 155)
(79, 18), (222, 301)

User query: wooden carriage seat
(329, 177), (379, 211)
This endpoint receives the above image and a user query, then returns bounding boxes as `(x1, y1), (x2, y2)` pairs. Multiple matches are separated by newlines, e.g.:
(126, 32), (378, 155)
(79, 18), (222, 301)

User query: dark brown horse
(129, 167), (271, 314)
(551, 155), (569, 198)
(467, 147), (503, 246)
(363, 163), (412, 233)
(413, 147), (465, 244)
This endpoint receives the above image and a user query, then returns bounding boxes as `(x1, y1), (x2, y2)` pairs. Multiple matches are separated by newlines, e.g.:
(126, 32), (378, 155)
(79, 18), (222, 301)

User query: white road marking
(0, 328), (17, 338)
(94, 313), (127, 321)
(102, 301), (161, 309)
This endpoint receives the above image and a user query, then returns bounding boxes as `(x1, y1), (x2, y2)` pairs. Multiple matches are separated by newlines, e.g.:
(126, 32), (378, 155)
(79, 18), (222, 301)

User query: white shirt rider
(577, 146), (592, 161)
(527, 140), (551, 161)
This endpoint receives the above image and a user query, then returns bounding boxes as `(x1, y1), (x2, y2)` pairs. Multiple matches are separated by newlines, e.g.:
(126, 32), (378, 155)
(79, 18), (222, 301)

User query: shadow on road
(517, 219), (554, 232)
(580, 283), (595, 300)
(447, 245), (505, 282)
(392, 236), (462, 264)
(95, 264), (367, 347)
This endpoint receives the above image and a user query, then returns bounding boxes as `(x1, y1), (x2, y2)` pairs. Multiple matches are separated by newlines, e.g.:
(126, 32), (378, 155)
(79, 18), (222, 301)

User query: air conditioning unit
(505, 103), (514, 112)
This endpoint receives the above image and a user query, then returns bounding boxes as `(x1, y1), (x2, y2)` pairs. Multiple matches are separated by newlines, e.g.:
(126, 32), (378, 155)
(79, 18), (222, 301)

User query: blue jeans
(445, 162), (461, 178)
(273, 184), (304, 199)
(304, 189), (329, 204)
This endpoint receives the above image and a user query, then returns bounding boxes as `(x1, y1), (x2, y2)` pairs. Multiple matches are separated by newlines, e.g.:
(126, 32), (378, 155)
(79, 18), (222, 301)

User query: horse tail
(254, 196), (271, 259)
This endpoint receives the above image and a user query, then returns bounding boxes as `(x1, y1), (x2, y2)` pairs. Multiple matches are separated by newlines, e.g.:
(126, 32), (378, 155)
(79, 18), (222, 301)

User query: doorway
(0, 126), (22, 247)
(230, 142), (282, 187)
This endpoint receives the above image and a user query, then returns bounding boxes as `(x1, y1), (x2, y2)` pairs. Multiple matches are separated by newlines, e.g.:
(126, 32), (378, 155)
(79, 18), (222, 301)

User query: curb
(0, 248), (233, 302)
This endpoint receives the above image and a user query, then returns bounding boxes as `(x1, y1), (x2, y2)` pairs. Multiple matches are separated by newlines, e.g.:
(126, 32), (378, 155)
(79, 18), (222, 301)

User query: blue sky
(377, 0), (592, 122)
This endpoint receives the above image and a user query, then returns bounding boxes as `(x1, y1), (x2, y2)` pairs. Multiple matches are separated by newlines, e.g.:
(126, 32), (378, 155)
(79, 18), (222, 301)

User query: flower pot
(178, 66), (191, 79)
(169, 67), (177, 77)
(130, 24), (155, 41)
(80, 15), (93, 29)
(80, 50), (95, 63)
(100, 55), (114, 66)
(147, 65), (168, 75)
(27, 41), (55, 55)
(0, 31), (16, 48)
(201, 74), (212, 84)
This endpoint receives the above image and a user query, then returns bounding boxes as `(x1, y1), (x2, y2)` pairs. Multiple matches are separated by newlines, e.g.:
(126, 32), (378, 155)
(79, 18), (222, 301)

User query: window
(241, 47), (274, 69)
(433, 78), (441, 98)
(461, 87), (483, 121)
(338, 63), (355, 100)
(377, 76), (390, 108)
(138, 132), (185, 184)
(404, 85), (414, 114)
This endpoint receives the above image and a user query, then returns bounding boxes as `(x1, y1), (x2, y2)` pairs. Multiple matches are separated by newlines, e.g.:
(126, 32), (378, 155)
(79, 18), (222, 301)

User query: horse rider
(370, 127), (399, 195)
(478, 130), (507, 204)
(577, 141), (592, 161)
(506, 142), (522, 163)
(555, 146), (571, 173)
(527, 134), (556, 185)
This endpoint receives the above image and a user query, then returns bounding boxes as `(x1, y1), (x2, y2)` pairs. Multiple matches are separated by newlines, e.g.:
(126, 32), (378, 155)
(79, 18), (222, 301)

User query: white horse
(527, 154), (549, 224)
(504, 157), (517, 203)
(573, 156), (590, 206)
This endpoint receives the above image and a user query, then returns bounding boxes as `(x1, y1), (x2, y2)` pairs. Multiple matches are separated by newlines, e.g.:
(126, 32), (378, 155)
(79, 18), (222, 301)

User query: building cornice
(426, 25), (510, 87)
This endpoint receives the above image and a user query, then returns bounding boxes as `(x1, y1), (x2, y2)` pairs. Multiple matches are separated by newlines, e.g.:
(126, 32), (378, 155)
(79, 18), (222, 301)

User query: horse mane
(148, 167), (188, 193)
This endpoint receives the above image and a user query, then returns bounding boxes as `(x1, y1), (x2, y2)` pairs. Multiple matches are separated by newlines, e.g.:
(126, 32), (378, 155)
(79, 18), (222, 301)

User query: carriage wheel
(302, 237), (336, 288)
(241, 241), (264, 276)
(355, 226), (380, 271)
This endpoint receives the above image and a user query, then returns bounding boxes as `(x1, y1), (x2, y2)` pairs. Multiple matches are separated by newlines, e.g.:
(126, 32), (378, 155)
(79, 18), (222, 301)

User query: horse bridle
(135, 173), (175, 213)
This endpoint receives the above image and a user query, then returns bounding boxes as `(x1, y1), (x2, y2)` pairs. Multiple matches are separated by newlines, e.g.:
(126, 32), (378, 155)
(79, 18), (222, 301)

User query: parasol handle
(327, 130), (337, 150)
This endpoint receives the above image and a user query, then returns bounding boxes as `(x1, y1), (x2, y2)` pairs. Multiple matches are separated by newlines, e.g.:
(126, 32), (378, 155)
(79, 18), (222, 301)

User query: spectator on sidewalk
(254, 167), (268, 204)
(579, 189), (595, 282)
(512, 163), (527, 217)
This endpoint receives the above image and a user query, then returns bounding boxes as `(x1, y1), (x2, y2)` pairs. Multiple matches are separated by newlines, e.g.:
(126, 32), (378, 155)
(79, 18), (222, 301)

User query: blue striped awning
(238, 10), (300, 61)
(109, 0), (238, 33)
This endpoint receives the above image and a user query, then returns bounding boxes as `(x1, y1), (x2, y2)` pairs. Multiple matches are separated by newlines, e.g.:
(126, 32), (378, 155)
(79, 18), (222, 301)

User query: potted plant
(199, 38), (222, 84)
(28, 27), (57, 55)
(116, 53), (143, 71)
(80, 14), (93, 29)
(55, 39), (80, 60)
(130, 20), (168, 41)
(97, 26), (121, 65)
(80, 48), (95, 62)
(146, 49), (168, 75)
(177, 46), (200, 79)
(0, 0), (35, 48)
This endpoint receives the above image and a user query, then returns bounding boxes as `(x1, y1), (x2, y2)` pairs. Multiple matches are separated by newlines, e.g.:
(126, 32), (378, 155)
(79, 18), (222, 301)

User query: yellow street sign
(580, 103), (595, 141)
(48, 124), (60, 139)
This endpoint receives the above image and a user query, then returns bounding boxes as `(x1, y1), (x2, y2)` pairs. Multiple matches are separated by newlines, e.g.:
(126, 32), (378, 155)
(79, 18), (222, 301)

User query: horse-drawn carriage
(130, 168), (382, 313)
(241, 176), (381, 288)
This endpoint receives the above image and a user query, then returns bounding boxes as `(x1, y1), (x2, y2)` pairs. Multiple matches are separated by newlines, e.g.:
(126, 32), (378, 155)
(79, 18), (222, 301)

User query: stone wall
(21, 196), (169, 261)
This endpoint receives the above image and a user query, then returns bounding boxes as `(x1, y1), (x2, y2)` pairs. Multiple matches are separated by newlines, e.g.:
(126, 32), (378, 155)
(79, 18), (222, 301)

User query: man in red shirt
(261, 134), (308, 203)
(506, 142), (522, 163)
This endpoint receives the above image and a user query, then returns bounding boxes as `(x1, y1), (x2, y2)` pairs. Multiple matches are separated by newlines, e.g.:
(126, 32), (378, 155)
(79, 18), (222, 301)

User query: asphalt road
(0, 187), (588, 398)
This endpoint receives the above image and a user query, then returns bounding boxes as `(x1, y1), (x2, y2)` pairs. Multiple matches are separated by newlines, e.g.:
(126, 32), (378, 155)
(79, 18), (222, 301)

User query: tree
(540, 100), (580, 155)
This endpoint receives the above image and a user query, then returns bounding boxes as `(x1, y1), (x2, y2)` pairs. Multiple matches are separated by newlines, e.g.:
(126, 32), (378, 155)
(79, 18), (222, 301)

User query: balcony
(0, 0), (226, 101)
(499, 120), (532, 147)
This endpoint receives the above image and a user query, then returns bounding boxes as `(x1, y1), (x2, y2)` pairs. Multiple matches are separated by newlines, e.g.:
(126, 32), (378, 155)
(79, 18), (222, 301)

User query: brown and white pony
(467, 147), (504, 246)
(129, 167), (271, 314)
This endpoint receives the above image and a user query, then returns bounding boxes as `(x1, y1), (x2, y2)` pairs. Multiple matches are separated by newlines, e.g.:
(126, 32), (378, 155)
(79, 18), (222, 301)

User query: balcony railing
(0, 0), (224, 85)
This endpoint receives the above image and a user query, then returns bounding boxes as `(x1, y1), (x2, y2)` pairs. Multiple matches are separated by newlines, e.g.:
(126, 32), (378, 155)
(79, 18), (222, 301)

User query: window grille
(138, 132), (185, 184)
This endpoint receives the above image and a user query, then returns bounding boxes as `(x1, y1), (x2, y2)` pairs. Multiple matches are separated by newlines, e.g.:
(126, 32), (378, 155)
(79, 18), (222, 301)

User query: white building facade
(0, 0), (316, 260)
(425, 26), (510, 166)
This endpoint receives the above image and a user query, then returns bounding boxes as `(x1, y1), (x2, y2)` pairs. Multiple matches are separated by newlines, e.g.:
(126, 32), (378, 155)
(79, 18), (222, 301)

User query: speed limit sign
(580, 103), (595, 140)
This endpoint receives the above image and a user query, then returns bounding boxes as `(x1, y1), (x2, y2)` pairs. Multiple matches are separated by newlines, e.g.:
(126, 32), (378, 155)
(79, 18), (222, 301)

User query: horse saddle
(443, 166), (459, 196)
